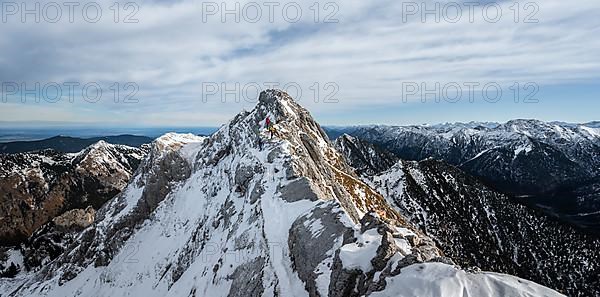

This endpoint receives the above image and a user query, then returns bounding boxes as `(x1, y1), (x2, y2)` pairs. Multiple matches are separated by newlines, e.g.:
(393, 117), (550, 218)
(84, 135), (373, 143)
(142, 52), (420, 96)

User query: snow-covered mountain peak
(150, 132), (206, 164)
(155, 133), (203, 150)
(257, 89), (297, 113)
(503, 118), (544, 127)
(233, 89), (327, 144)
(70, 141), (148, 189)
(89, 139), (110, 148)
(197, 90), (399, 223)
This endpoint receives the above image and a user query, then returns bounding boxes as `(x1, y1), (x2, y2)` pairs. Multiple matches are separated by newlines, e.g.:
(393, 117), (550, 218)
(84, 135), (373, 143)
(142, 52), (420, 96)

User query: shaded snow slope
(370, 159), (599, 297)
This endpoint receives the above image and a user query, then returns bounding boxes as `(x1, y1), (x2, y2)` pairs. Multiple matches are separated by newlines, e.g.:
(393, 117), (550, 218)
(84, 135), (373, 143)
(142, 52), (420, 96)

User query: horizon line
(1, 118), (600, 129)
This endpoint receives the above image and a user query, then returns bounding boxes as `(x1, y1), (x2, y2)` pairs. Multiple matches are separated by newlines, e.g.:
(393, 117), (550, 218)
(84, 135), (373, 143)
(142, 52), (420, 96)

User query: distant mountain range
(0, 126), (220, 143)
(325, 120), (600, 235)
(0, 135), (154, 154)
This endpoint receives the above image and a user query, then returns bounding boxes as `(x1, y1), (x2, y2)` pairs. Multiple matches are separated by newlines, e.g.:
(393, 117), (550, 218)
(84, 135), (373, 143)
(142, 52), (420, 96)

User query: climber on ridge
(268, 125), (276, 139)
(265, 116), (276, 139)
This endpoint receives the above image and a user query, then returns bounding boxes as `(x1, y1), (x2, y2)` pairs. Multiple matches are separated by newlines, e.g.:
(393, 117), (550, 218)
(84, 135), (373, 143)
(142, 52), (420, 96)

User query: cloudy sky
(1, 0), (599, 127)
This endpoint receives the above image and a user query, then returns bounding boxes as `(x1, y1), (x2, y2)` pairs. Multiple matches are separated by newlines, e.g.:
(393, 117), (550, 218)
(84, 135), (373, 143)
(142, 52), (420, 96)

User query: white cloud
(1, 0), (599, 125)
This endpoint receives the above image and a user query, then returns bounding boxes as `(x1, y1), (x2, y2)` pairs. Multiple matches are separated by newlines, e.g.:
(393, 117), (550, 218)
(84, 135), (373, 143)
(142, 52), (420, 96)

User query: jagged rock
(428, 256), (455, 266)
(334, 134), (399, 176)
(18, 206), (97, 271)
(279, 177), (321, 203)
(52, 206), (95, 231)
(390, 254), (420, 274)
(402, 234), (418, 246)
(371, 231), (398, 272)
(288, 202), (351, 296)
(226, 257), (265, 297)
(329, 211), (446, 297)
(234, 165), (255, 194)
(267, 147), (283, 163)
(328, 231), (361, 297)
(248, 182), (264, 204)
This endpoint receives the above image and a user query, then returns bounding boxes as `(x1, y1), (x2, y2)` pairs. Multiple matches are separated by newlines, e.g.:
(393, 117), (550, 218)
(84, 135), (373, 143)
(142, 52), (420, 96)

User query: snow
(305, 218), (325, 238)
(97, 133), (205, 227)
(39, 155), (57, 165)
(462, 147), (494, 163)
(393, 238), (412, 255)
(314, 236), (343, 296)
(19, 142), (235, 296)
(513, 144), (533, 158)
(370, 162), (430, 225)
(279, 96), (297, 120)
(155, 133), (206, 159)
(579, 126), (600, 140)
(339, 228), (382, 271)
(98, 176), (145, 227)
(354, 119), (600, 175)
(570, 210), (600, 216)
(259, 160), (317, 297)
(408, 167), (426, 186)
(392, 226), (414, 237)
(371, 263), (565, 297)
(176, 136), (207, 163)
(4, 249), (24, 271)
(156, 132), (201, 146)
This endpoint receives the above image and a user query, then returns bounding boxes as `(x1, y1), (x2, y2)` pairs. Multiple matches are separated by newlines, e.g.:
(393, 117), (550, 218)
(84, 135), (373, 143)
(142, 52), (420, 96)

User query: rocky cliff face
(0, 91), (564, 297)
(0, 142), (148, 246)
(334, 134), (398, 176)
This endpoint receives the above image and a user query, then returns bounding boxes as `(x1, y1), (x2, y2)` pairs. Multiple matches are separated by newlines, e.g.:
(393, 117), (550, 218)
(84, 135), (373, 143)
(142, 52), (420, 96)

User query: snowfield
(372, 263), (563, 297)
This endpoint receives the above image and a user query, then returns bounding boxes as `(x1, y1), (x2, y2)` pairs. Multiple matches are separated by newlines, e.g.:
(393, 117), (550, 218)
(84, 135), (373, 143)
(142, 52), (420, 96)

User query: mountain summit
(0, 90), (563, 297)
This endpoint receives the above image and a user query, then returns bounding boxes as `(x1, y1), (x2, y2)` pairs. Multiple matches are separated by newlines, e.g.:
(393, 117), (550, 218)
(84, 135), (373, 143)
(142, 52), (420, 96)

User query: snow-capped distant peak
(155, 132), (204, 147)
